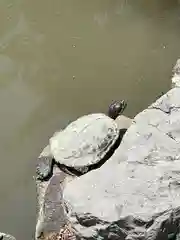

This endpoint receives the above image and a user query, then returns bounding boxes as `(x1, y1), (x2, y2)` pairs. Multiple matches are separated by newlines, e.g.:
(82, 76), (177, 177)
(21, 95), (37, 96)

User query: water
(0, 0), (180, 239)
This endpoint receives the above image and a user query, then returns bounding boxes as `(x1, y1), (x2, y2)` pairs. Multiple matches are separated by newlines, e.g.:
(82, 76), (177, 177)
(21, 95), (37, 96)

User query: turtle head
(108, 100), (127, 119)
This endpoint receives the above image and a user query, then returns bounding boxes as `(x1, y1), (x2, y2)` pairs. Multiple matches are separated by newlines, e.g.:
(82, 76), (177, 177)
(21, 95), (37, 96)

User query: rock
(115, 115), (132, 130)
(35, 146), (76, 240)
(36, 59), (180, 239)
(35, 114), (132, 239)
(63, 60), (180, 239)
(0, 232), (16, 240)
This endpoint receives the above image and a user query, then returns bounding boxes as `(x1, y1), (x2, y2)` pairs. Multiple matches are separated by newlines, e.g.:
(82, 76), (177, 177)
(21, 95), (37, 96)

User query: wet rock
(63, 60), (180, 239)
(0, 232), (16, 240)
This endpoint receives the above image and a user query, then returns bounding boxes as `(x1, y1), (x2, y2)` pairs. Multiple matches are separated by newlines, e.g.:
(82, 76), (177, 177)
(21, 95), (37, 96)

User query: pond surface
(0, 0), (180, 239)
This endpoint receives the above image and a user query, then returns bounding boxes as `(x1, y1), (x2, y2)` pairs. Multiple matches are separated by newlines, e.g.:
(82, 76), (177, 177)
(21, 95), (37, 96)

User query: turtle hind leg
(36, 153), (55, 181)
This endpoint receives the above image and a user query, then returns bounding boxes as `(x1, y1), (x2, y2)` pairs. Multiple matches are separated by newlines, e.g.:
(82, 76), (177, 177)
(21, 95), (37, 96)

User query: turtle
(49, 100), (127, 175)
(36, 100), (128, 180)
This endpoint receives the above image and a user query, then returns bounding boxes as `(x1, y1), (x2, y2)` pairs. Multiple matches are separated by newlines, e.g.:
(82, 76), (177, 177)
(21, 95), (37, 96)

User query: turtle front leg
(36, 145), (55, 181)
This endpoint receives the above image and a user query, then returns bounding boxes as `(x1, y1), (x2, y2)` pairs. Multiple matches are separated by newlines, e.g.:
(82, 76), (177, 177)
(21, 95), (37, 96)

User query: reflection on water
(0, 0), (180, 239)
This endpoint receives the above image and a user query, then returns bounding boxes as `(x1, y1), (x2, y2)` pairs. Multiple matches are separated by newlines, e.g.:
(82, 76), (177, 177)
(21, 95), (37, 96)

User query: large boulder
(63, 59), (180, 239)
(35, 59), (180, 240)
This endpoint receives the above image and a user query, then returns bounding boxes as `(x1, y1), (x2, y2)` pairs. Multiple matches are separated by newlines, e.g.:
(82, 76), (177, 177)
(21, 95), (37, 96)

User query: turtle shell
(49, 113), (119, 173)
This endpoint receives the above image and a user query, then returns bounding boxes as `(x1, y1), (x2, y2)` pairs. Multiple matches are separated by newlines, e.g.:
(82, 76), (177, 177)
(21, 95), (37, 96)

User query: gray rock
(0, 232), (16, 240)
(115, 115), (132, 130)
(63, 60), (180, 239)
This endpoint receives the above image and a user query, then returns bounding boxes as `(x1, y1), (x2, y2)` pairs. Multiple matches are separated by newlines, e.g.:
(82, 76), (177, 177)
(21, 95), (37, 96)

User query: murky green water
(0, 0), (180, 239)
